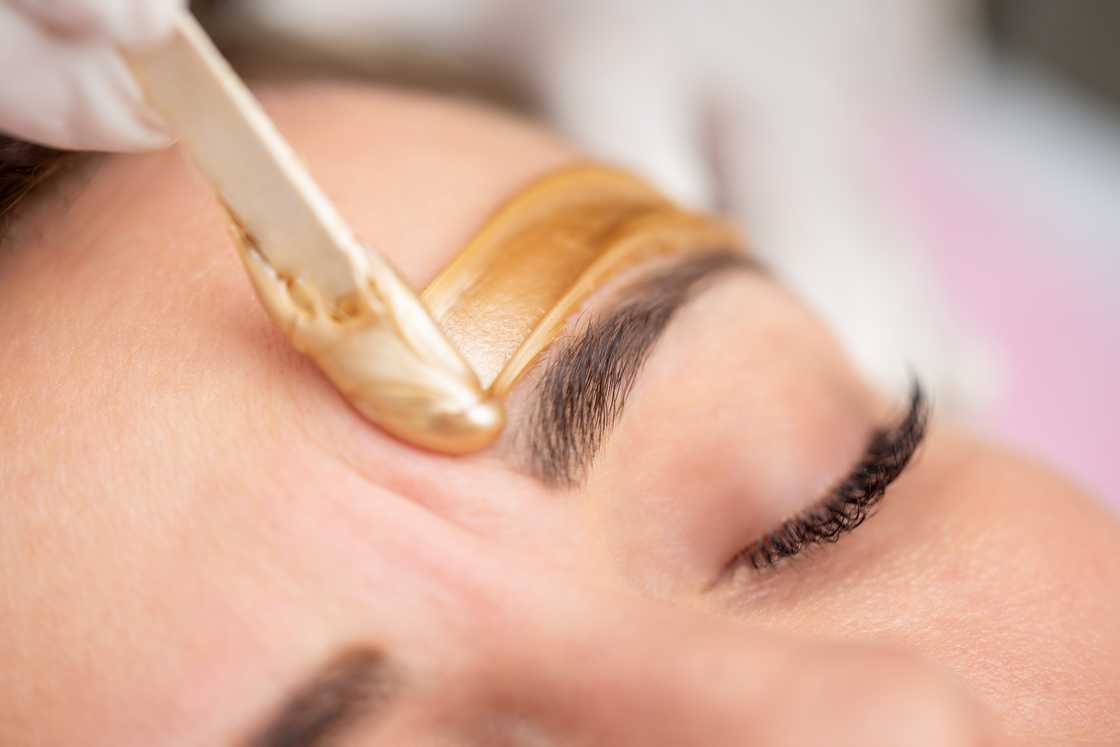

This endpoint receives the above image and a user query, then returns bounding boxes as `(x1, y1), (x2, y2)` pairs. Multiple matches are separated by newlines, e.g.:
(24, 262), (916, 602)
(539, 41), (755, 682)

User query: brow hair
(246, 647), (400, 747)
(523, 250), (758, 487)
(0, 136), (71, 238)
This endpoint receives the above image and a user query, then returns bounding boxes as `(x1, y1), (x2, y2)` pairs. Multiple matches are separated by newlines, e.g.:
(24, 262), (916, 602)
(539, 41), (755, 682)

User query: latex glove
(0, 0), (185, 151)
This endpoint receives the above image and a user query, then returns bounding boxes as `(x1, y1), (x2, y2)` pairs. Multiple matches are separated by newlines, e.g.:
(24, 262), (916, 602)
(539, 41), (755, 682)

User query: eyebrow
(245, 647), (400, 747)
(521, 250), (760, 486)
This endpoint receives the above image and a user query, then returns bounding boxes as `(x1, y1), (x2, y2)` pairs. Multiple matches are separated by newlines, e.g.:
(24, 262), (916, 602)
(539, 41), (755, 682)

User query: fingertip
(88, 101), (177, 154)
(104, 124), (177, 153)
(0, 17), (176, 153)
(54, 50), (178, 153)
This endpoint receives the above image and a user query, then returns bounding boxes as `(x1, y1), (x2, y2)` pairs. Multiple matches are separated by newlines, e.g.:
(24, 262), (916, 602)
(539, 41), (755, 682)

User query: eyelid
(720, 383), (929, 581)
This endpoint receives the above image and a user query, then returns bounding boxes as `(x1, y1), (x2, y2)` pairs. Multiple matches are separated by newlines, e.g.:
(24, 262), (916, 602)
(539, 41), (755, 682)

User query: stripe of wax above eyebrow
(522, 249), (761, 487)
(247, 648), (400, 747)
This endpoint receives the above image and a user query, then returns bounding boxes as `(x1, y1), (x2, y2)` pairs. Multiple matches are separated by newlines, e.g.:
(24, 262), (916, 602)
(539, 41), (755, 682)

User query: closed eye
(725, 382), (929, 576)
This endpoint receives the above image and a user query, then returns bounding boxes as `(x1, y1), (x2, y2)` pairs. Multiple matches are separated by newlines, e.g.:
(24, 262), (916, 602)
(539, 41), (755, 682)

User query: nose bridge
(449, 579), (763, 746)
(550, 601), (768, 745)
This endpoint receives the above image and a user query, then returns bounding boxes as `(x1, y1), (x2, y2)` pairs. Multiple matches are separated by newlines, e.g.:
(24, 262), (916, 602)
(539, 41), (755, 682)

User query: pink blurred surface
(884, 126), (1120, 507)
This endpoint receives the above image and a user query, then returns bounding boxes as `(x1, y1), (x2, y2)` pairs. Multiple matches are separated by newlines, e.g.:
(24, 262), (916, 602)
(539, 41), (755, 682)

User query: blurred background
(196, 0), (1119, 505)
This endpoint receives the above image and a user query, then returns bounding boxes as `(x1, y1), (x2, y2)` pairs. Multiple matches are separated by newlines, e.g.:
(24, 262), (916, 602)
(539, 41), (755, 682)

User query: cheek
(730, 432), (1120, 739)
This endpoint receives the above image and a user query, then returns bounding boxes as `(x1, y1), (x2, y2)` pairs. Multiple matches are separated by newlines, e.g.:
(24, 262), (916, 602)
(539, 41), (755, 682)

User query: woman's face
(2, 83), (1118, 746)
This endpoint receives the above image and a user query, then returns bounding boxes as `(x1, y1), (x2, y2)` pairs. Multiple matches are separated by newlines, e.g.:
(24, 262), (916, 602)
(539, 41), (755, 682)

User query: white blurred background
(199, 0), (1120, 506)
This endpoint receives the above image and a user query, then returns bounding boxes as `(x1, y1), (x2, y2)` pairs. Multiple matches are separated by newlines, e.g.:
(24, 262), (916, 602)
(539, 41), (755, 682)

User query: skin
(1, 82), (1118, 746)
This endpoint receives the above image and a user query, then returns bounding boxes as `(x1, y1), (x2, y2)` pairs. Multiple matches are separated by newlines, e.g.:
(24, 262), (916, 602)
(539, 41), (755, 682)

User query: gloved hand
(0, 0), (185, 151)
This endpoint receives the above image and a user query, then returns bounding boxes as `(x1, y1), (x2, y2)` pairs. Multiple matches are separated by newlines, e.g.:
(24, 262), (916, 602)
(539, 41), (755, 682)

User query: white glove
(0, 0), (185, 151)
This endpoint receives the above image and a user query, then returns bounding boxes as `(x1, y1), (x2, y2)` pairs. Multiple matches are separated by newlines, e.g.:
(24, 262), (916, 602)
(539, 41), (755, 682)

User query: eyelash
(734, 383), (929, 572)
